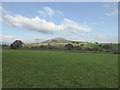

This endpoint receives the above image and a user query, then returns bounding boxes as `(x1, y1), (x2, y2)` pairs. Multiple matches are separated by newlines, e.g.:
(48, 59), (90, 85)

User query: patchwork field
(2, 49), (118, 88)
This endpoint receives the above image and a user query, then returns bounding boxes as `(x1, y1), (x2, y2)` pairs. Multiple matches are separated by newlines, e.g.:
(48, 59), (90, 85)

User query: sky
(1, 2), (118, 44)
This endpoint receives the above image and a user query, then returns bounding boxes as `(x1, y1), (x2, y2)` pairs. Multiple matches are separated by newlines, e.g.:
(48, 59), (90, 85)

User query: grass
(2, 49), (118, 88)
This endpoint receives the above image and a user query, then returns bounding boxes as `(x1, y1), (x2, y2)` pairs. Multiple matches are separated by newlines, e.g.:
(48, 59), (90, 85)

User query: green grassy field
(2, 49), (118, 88)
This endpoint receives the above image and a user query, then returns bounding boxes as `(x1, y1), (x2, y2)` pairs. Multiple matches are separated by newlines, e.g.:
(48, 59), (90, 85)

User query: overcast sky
(1, 2), (118, 44)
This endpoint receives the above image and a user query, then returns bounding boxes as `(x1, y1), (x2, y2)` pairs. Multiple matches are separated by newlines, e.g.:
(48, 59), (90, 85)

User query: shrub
(99, 49), (103, 52)
(99, 44), (102, 47)
(111, 49), (120, 54)
(102, 45), (112, 49)
(93, 48), (100, 51)
(2, 44), (9, 47)
(49, 46), (55, 49)
(80, 44), (84, 47)
(84, 48), (93, 51)
(40, 45), (46, 49)
(71, 41), (79, 44)
(10, 44), (16, 49)
(73, 45), (82, 50)
(65, 43), (73, 50)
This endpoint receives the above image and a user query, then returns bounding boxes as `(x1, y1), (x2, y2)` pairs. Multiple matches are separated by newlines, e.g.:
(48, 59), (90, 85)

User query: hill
(41, 38), (69, 43)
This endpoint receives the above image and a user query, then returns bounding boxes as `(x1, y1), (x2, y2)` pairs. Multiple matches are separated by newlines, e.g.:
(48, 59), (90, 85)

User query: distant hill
(41, 38), (69, 43)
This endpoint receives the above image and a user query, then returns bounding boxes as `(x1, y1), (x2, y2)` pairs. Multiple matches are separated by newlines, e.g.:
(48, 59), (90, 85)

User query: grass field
(2, 49), (118, 88)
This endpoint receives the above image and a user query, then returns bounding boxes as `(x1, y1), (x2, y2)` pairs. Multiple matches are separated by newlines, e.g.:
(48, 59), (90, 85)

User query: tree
(65, 43), (73, 50)
(10, 40), (23, 49)
(95, 42), (98, 44)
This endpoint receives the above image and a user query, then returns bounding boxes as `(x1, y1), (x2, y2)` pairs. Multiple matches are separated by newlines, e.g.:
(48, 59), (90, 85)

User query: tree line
(3, 40), (119, 54)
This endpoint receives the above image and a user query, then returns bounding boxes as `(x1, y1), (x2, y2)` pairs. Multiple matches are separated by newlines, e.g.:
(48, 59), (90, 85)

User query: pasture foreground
(2, 49), (118, 88)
